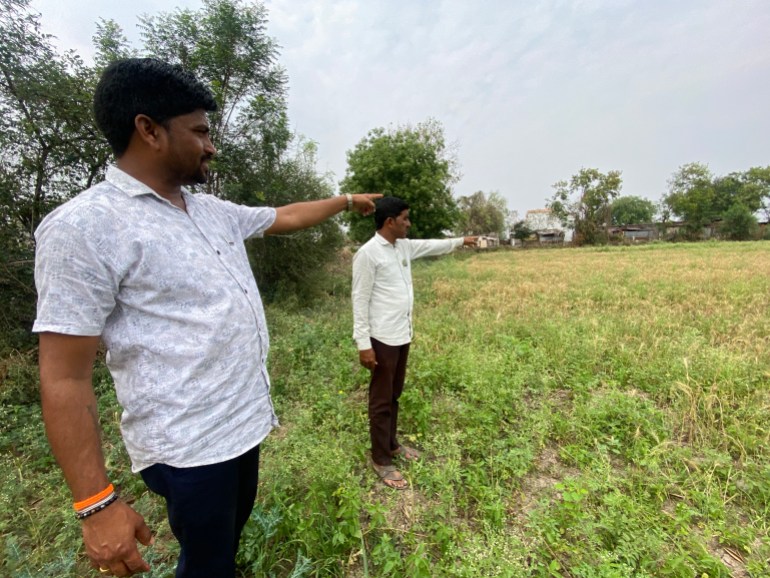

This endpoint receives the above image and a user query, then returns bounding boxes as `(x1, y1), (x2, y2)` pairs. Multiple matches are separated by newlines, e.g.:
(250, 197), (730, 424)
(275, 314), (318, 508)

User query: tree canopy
(138, 0), (292, 198)
(662, 162), (769, 238)
(0, 0), (111, 349)
(456, 191), (509, 238)
(610, 195), (656, 226)
(0, 0), (347, 350)
(548, 168), (623, 245)
(721, 203), (758, 241)
(340, 119), (460, 243)
(746, 166), (770, 221)
(511, 220), (534, 242)
(135, 0), (343, 299)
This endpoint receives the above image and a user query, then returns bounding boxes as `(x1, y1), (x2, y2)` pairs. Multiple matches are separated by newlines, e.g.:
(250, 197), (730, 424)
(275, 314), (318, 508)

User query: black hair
(93, 58), (218, 157)
(374, 196), (410, 230)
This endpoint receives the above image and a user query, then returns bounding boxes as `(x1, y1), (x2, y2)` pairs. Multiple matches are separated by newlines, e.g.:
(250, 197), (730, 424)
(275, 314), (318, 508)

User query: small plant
(4, 242), (770, 575)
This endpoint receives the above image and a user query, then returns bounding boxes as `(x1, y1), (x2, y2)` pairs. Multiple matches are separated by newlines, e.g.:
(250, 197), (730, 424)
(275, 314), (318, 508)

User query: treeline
(661, 163), (770, 239)
(0, 0), (473, 354)
(545, 165), (770, 245)
(3, 0), (768, 353)
(0, 0), (343, 351)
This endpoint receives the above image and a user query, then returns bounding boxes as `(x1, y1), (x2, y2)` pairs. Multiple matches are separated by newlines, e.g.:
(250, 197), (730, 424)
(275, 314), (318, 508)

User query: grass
(1, 240), (769, 576)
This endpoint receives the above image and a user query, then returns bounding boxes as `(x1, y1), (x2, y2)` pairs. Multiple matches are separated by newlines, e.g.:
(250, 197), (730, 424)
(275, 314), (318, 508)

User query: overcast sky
(30, 0), (770, 218)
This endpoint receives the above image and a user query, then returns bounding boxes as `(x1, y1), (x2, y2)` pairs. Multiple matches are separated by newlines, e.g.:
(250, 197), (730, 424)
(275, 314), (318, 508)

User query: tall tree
(712, 172), (763, 216)
(662, 163), (716, 237)
(740, 166), (770, 221)
(93, 19), (136, 69)
(456, 191), (509, 237)
(340, 119), (460, 243)
(137, 0), (340, 301)
(0, 0), (110, 349)
(548, 168), (623, 245)
(610, 195), (656, 226)
(139, 0), (291, 199)
(662, 163), (767, 238)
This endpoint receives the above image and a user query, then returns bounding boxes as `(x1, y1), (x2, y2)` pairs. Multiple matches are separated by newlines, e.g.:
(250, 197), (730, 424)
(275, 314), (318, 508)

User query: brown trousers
(369, 338), (411, 466)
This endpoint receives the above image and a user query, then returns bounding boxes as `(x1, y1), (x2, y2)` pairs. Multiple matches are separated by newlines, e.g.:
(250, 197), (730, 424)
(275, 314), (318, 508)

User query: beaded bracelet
(75, 492), (119, 520)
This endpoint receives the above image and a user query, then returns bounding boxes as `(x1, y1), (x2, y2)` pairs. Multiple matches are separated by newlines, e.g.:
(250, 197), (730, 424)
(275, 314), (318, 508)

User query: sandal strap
(372, 463), (404, 480)
(381, 469), (404, 482)
(394, 445), (421, 458)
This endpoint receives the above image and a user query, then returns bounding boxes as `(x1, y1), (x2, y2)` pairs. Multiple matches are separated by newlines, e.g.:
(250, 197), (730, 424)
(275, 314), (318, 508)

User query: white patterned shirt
(33, 166), (278, 472)
(352, 233), (463, 350)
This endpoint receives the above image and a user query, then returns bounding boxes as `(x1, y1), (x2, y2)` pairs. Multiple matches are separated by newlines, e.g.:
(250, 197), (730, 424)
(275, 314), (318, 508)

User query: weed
(3, 242), (769, 575)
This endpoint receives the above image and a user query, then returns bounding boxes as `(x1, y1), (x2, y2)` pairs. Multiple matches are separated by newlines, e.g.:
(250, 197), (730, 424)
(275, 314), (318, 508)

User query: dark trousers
(140, 444), (260, 578)
(369, 338), (411, 466)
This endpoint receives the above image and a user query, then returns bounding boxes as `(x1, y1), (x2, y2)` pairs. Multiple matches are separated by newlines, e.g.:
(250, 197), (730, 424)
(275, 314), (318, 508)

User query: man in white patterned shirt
(352, 197), (476, 489)
(34, 58), (379, 577)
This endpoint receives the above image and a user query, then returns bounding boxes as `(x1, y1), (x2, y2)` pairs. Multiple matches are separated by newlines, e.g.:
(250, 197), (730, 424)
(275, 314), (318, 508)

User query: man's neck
(378, 229), (398, 245)
(116, 158), (186, 210)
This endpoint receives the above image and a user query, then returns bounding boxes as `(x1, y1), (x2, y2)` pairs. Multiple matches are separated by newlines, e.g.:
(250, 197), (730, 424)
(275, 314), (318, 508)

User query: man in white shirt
(352, 197), (476, 489)
(34, 58), (379, 577)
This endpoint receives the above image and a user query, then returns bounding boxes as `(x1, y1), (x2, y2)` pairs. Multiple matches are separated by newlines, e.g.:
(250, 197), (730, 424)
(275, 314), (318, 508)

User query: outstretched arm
(266, 193), (381, 235)
(39, 332), (152, 576)
(407, 236), (477, 260)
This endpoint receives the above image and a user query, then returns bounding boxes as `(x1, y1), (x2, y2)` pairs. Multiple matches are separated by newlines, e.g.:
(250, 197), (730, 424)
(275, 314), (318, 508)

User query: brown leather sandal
(392, 445), (422, 461)
(372, 462), (408, 490)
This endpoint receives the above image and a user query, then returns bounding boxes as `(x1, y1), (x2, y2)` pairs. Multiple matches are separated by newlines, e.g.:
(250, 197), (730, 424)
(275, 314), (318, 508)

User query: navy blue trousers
(140, 444), (260, 578)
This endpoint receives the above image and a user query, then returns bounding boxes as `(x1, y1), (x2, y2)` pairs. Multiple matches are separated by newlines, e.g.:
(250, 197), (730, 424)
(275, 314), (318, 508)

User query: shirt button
(216, 250), (221, 255)
(244, 289), (248, 294)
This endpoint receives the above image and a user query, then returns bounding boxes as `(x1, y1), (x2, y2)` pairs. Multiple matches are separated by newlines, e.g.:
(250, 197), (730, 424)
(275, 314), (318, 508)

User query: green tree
(742, 166), (770, 221)
(548, 168), (623, 245)
(720, 204), (758, 241)
(340, 119), (460, 243)
(456, 191), (509, 237)
(662, 163), (767, 239)
(242, 141), (344, 302)
(0, 0), (352, 354)
(610, 196), (656, 226)
(662, 163), (716, 238)
(512, 220), (534, 243)
(0, 0), (110, 350)
(139, 0), (292, 198)
(136, 0), (340, 300)
(93, 19), (136, 69)
(712, 172), (763, 216)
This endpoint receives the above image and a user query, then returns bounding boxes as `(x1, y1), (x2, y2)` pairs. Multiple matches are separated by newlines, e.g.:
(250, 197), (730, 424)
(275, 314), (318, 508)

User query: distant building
(477, 235), (500, 249)
(608, 225), (658, 242)
(523, 209), (573, 243)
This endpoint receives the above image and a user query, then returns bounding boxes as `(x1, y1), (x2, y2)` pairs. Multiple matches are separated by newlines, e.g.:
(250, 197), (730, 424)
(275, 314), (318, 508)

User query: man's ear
(133, 114), (165, 150)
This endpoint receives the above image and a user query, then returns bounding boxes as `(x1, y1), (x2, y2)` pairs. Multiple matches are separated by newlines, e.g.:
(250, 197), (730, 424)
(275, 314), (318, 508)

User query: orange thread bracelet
(73, 484), (114, 512)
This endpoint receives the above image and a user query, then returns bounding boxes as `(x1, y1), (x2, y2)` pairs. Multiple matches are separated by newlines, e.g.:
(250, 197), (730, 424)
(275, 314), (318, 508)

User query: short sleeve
(217, 199), (277, 240)
(32, 220), (119, 336)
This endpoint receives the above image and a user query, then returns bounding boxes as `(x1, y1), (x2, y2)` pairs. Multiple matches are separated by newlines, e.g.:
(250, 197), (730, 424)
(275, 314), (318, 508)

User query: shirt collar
(374, 232), (397, 246)
(105, 165), (192, 204)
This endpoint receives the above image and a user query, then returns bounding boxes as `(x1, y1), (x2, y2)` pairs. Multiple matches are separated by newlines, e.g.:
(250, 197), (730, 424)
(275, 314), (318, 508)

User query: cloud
(30, 0), (770, 215)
